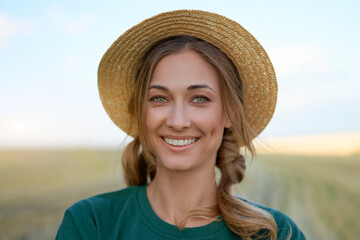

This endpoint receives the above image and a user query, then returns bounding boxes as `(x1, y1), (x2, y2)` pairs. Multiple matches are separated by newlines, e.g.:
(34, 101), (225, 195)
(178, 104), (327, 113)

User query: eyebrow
(187, 84), (215, 92)
(149, 84), (215, 92)
(149, 85), (169, 91)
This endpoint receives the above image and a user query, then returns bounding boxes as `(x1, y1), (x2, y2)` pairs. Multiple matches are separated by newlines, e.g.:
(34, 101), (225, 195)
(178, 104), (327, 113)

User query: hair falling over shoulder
(121, 36), (278, 239)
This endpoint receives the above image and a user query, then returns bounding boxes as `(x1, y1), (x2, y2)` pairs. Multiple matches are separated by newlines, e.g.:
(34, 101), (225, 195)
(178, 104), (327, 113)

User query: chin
(158, 157), (197, 172)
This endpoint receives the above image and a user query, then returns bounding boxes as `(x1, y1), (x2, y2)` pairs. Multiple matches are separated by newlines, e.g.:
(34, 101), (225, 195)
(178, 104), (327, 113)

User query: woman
(57, 10), (305, 239)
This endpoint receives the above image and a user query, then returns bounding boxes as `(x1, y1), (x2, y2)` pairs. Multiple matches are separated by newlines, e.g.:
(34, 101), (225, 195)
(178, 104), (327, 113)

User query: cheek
(145, 107), (164, 139)
(192, 106), (226, 130)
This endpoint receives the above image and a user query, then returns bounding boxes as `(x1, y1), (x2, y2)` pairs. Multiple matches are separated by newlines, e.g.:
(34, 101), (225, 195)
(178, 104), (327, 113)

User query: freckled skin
(145, 50), (231, 173)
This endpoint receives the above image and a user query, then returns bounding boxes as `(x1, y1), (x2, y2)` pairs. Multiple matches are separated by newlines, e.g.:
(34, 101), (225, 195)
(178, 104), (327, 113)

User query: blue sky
(0, 0), (359, 148)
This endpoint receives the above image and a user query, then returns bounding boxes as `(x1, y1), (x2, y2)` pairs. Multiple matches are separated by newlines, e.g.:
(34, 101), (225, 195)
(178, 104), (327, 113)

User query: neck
(147, 167), (218, 227)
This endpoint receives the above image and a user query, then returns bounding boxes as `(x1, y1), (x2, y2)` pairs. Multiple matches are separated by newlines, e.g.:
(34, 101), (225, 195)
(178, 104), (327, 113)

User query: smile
(162, 137), (199, 147)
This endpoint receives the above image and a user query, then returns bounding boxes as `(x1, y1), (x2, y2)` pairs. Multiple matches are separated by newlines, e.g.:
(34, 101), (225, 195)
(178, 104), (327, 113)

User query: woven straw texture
(98, 10), (277, 140)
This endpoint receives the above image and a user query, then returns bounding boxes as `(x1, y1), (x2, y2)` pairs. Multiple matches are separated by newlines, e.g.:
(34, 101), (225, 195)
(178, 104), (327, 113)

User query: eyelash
(148, 95), (210, 104)
(192, 96), (210, 104)
(149, 96), (168, 103)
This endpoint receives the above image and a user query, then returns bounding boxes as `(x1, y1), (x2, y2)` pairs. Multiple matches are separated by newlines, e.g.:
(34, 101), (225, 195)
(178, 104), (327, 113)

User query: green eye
(154, 97), (166, 102)
(193, 97), (207, 103)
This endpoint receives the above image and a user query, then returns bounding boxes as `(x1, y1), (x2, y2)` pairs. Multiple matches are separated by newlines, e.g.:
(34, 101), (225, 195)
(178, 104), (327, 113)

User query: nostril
(166, 118), (191, 131)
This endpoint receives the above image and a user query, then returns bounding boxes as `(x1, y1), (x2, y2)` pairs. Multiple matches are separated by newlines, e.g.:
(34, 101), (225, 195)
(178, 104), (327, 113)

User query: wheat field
(0, 149), (359, 239)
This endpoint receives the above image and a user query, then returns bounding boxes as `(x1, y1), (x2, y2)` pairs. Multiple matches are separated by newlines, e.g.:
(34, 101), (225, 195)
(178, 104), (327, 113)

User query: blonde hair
(122, 36), (277, 239)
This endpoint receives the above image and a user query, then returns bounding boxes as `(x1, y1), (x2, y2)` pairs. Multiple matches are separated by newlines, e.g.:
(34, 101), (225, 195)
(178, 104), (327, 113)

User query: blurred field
(0, 149), (359, 239)
(238, 154), (360, 240)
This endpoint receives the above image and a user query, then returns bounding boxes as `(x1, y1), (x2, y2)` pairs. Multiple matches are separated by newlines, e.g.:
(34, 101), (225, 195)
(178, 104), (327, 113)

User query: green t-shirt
(56, 185), (305, 239)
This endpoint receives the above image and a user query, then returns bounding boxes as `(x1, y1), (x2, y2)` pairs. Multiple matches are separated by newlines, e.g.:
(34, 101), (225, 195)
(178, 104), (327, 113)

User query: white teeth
(163, 137), (197, 146)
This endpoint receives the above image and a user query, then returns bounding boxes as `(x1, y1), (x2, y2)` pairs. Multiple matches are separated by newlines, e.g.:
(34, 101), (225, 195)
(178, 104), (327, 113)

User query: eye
(150, 96), (168, 103)
(192, 96), (209, 104)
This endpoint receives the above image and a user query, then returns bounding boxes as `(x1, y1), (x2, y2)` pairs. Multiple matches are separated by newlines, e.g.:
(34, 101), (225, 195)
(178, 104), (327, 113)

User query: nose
(166, 102), (191, 131)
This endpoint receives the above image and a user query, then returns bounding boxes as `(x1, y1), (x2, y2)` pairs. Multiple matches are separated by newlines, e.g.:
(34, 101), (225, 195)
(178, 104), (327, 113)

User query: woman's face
(145, 49), (230, 172)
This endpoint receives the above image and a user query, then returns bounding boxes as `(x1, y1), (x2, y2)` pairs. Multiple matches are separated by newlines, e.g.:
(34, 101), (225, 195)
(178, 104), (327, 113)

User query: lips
(162, 137), (199, 147)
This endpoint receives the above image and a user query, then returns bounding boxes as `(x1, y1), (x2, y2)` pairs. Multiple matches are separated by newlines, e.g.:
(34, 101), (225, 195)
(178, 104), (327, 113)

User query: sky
(0, 0), (359, 149)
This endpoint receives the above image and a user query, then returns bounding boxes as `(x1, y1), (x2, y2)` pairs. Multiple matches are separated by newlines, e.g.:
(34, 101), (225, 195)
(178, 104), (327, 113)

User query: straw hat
(98, 10), (277, 139)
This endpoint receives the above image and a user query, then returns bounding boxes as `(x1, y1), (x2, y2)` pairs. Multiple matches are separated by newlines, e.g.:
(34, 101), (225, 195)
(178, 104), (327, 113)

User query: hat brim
(98, 10), (277, 140)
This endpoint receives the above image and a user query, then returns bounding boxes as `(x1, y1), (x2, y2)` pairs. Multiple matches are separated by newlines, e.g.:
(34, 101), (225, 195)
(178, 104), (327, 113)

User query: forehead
(150, 50), (220, 90)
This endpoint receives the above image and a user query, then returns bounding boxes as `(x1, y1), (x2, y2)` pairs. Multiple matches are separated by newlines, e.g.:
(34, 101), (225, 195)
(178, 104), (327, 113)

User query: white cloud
(268, 45), (331, 78)
(47, 6), (92, 35)
(0, 13), (35, 51)
(266, 44), (359, 112)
